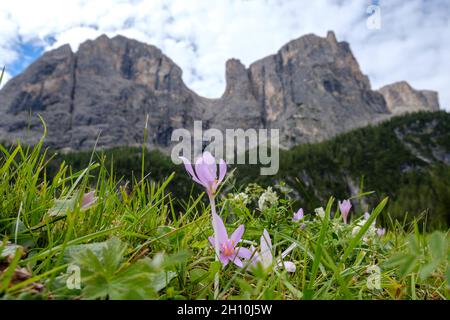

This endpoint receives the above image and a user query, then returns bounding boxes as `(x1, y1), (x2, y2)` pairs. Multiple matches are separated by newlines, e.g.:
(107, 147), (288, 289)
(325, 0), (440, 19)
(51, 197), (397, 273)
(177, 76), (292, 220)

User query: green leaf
(282, 279), (303, 299)
(150, 271), (177, 292)
(0, 66), (4, 85)
(384, 252), (412, 269)
(208, 261), (221, 280)
(307, 197), (333, 294)
(190, 268), (208, 284)
(1, 247), (24, 291)
(408, 234), (420, 254)
(399, 255), (419, 277)
(63, 241), (109, 263)
(69, 238), (178, 300)
(342, 197), (388, 262)
(429, 231), (446, 261)
(419, 260), (440, 280)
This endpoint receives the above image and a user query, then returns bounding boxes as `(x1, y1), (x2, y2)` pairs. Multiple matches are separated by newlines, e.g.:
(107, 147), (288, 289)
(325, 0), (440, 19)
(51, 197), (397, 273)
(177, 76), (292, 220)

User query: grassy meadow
(0, 134), (448, 300)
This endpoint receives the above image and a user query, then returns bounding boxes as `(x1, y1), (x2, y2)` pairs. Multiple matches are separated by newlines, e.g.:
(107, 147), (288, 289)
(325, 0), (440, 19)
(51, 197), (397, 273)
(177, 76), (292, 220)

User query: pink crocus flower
(81, 191), (97, 210)
(249, 230), (296, 273)
(180, 151), (228, 298)
(179, 151), (227, 198)
(376, 228), (386, 237)
(292, 208), (304, 222)
(338, 199), (352, 224)
(208, 214), (251, 267)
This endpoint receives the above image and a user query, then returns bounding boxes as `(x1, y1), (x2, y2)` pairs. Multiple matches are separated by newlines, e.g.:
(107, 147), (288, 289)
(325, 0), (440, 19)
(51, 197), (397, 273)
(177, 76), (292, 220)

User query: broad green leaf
(399, 255), (419, 277)
(429, 231), (446, 261)
(419, 260), (440, 280)
(150, 271), (177, 292)
(63, 241), (109, 263)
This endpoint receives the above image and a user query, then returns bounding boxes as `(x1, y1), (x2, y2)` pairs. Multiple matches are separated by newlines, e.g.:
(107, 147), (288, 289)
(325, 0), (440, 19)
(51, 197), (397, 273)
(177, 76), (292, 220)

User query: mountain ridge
(0, 31), (440, 151)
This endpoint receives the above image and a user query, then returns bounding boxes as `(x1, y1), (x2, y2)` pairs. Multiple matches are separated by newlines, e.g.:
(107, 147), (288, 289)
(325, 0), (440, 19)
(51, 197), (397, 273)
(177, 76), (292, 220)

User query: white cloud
(0, 0), (449, 109)
(48, 27), (104, 51)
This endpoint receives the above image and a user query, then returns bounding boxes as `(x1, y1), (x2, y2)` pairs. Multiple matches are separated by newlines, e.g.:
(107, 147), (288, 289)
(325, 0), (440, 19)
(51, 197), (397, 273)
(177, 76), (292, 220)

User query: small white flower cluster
(258, 187), (279, 211)
(352, 218), (377, 243)
(231, 192), (250, 205)
(314, 207), (326, 219)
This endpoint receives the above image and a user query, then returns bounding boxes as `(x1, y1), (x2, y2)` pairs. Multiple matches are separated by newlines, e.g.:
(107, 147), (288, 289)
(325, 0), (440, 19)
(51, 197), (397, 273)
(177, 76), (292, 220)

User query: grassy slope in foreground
(0, 128), (448, 300)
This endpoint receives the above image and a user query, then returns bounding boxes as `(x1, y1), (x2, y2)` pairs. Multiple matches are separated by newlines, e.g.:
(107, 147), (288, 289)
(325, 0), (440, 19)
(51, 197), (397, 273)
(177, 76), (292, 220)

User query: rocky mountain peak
(76, 34), (185, 93)
(378, 81), (440, 115)
(223, 58), (254, 100)
(326, 30), (338, 44)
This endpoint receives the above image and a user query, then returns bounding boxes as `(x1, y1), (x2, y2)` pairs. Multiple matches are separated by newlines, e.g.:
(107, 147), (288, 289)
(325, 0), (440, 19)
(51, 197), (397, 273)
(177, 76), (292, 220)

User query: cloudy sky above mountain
(1, 0), (449, 109)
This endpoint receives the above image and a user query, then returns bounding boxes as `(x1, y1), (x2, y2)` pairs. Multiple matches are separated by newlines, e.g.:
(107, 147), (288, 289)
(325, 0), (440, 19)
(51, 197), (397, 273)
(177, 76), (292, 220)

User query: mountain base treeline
(36, 111), (450, 229)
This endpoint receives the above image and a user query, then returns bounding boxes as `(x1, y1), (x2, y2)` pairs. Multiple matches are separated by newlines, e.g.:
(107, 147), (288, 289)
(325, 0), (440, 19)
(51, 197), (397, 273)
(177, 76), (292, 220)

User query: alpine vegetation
(0, 136), (447, 300)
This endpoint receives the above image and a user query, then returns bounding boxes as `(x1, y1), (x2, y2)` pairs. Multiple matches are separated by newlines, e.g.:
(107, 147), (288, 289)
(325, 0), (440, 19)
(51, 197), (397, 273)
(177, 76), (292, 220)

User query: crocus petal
(281, 243), (297, 259)
(339, 200), (352, 223)
(194, 157), (213, 184)
(217, 159), (227, 184)
(202, 151), (217, 179)
(212, 213), (228, 244)
(179, 156), (196, 178)
(219, 253), (229, 266)
(364, 212), (370, 220)
(208, 236), (215, 247)
(249, 245), (260, 266)
(292, 208), (304, 222)
(260, 229), (273, 266)
(230, 224), (245, 244)
(232, 256), (244, 268)
(179, 156), (204, 185)
(81, 191), (97, 209)
(261, 229), (272, 249)
(278, 261), (296, 273)
(235, 247), (252, 260)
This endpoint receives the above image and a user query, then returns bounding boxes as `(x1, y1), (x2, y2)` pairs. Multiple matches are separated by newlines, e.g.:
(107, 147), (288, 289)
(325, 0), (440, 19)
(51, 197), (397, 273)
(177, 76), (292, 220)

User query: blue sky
(9, 42), (44, 76)
(1, 0), (449, 110)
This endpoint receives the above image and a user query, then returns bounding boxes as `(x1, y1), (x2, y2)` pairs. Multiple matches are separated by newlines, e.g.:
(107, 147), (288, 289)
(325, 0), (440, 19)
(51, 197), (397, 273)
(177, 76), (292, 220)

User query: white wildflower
(232, 192), (250, 205)
(258, 187), (278, 211)
(352, 225), (361, 236)
(314, 207), (326, 219)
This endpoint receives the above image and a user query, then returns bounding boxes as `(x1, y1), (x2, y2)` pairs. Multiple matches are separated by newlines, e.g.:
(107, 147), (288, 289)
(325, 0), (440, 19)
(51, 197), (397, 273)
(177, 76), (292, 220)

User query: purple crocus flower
(180, 151), (228, 298)
(338, 199), (352, 224)
(376, 228), (386, 237)
(364, 212), (370, 220)
(249, 229), (296, 273)
(208, 214), (251, 267)
(179, 151), (227, 198)
(292, 208), (304, 222)
(81, 191), (97, 210)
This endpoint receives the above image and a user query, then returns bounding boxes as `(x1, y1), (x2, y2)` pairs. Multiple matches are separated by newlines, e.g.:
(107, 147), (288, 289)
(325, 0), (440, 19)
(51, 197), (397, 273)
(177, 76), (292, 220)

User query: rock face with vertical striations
(0, 31), (440, 151)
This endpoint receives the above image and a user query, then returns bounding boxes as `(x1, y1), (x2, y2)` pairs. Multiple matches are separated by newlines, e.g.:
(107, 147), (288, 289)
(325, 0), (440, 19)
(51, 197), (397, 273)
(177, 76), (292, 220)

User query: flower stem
(209, 194), (220, 300)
